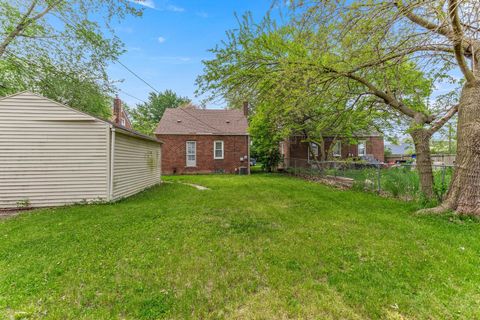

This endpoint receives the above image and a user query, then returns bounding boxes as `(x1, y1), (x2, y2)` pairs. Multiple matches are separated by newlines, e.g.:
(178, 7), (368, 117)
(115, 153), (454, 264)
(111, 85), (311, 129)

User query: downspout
(106, 125), (111, 202)
(109, 127), (116, 201)
(247, 135), (251, 175)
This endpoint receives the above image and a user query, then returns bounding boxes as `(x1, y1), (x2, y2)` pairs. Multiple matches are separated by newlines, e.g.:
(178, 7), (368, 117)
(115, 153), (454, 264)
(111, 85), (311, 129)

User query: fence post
(441, 164), (447, 198)
(377, 164), (381, 194)
(294, 159), (297, 175)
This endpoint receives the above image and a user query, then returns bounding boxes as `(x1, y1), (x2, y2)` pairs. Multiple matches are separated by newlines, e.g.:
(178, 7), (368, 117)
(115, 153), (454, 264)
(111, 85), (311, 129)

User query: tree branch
(0, 0), (38, 57)
(394, 1), (453, 39)
(348, 45), (456, 73)
(338, 71), (418, 119)
(393, 1), (476, 57)
(448, 0), (476, 83)
(427, 104), (458, 135)
(0, 0), (62, 58)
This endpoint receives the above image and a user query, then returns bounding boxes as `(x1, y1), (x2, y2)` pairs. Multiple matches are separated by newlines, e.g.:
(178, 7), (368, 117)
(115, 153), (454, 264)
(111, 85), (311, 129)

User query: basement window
(214, 140), (224, 159)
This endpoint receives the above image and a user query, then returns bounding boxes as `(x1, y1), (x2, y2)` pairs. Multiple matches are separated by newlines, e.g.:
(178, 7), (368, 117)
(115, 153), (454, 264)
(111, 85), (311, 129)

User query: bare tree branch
(448, 0), (476, 82)
(0, 0), (63, 58)
(428, 104), (458, 135)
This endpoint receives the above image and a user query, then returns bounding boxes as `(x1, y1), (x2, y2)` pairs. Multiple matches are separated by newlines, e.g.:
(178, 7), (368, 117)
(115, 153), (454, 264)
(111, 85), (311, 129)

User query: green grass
(1, 174), (479, 319)
(294, 165), (454, 201)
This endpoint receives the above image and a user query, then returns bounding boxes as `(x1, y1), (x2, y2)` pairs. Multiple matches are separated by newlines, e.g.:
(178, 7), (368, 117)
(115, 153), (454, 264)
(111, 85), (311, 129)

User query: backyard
(1, 174), (479, 319)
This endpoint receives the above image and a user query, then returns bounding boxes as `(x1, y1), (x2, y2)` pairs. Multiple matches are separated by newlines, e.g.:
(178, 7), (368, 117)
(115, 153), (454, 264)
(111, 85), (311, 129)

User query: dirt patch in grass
(0, 208), (32, 219)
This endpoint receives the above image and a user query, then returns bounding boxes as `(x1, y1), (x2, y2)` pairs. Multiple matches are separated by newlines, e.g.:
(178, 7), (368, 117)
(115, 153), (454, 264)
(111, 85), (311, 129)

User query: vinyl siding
(112, 131), (161, 200)
(0, 92), (109, 208)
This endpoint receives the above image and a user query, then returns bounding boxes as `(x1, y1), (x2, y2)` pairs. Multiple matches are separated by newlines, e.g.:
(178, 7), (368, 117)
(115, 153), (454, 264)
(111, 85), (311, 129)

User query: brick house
(155, 105), (250, 174)
(280, 133), (385, 168)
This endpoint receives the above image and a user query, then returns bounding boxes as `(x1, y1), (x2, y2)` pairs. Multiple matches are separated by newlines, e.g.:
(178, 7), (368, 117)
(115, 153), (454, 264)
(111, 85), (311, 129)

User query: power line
(5, 51), (146, 108)
(118, 88), (147, 104)
(54, 13), (162, 96)
(115, 60), (160, 94)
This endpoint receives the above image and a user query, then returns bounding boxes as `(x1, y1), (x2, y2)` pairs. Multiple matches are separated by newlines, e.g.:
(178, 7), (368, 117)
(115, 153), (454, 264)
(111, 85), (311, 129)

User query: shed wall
(112, 131), (161, 200)
(0, 92), (109, 208)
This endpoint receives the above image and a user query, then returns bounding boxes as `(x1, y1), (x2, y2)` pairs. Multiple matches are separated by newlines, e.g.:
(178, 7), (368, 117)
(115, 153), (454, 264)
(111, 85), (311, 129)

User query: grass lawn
(1, 174), (480, 319)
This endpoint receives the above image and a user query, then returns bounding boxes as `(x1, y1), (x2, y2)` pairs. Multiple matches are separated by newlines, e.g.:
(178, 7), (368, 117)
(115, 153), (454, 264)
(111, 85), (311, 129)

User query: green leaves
(129, 90), (191, 135)
(0, 0), (141, 117)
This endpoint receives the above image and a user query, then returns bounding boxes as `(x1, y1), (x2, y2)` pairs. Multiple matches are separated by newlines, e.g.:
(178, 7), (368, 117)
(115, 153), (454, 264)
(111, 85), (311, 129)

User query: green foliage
(197, 13), (387, 164)
(1, 174), (480, 318)
(128, 90), (191, 135)
(249, 104), (285, 171)
(0, 0), (141, 117)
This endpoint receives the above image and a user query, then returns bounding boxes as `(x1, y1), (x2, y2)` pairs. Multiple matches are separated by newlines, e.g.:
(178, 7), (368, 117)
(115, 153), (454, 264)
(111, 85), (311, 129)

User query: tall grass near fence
(286, 159), (453, 203)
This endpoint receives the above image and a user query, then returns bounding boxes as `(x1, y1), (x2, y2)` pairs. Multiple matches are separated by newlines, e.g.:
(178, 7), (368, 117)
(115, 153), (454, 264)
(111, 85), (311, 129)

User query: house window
(308, 142), (319, 161)
(214, 140), (224, 159)
(358, 140), (367, 157)
(186, 141), (196, 167)
(121, 118), (126, 126)
(333, 140), (341, 157)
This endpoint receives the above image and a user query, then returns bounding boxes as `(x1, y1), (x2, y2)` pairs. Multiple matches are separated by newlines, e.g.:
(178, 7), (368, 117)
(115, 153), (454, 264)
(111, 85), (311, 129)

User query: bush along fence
(284, 158), (454, 202)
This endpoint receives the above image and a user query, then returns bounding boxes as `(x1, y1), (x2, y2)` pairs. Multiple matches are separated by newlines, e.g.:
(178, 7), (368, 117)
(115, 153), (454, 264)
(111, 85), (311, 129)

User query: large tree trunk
(411, 129), (435, 200)
(439, 82), (480, 215)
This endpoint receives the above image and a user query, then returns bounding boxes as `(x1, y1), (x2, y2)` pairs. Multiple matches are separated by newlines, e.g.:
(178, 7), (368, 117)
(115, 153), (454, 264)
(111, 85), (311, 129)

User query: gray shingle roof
(155, 107), (248, 135)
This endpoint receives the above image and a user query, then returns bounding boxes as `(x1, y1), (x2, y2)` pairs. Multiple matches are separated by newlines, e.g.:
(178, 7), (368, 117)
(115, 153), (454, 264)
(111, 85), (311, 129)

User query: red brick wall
(367, 136), (385, 162)
(156, 134), (250, 174)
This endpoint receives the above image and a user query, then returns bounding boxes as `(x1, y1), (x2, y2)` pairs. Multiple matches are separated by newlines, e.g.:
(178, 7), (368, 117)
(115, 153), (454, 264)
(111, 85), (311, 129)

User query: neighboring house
(280, 133), (385, 168)
(155, 104), (250, 174)
(386, 141), (456, 165)
(0, 91), (162, 209)
(112, 95), (132, 129)
(384, 142), (414, 163)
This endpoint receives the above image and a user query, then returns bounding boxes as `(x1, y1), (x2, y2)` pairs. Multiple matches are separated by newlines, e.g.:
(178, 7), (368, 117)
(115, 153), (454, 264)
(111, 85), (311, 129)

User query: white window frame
(121, 118), (126, 126)
(214, 140), (224, 160)
(333, 140), (342, 157)
(358, 140), (367, 157)
(308, 142), (319, 161)
(186, 141), (196, 167)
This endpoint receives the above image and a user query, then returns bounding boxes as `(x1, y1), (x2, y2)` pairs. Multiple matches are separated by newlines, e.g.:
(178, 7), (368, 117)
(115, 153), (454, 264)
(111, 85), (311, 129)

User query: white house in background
(0, 91), (162, 209)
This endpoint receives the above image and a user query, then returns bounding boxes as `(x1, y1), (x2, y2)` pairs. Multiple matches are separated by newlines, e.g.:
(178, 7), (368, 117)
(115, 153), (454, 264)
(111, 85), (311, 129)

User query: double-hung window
(358, 140), (367, 157)
(186, 141), (196, 167)
(308, 142), (319, 161)
(214, 140), (224, 159)
(333, 141), (342, 157)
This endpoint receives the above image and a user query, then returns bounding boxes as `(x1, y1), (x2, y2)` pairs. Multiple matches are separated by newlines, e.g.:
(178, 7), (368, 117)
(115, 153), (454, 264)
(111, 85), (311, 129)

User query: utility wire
(115, 60), (160, 94)
(5, 50), (146, 108)
(118, 88), (147, 104)
(54, 13), (162, 96)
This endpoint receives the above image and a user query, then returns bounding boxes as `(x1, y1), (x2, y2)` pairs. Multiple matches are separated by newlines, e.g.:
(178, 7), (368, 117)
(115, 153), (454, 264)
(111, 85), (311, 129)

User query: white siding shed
(0, 92), (162, 209)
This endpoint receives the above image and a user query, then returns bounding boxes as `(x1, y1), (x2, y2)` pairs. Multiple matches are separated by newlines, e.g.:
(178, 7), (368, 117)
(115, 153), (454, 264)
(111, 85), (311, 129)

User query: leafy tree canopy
(0, 0), (142, 117)
(129, 90), (191, 135)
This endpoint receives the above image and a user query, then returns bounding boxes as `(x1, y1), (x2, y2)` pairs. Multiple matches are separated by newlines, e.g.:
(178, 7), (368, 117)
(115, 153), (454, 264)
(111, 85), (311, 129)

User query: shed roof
(155, 107), (248, 135)
(0, 91), (160, 143)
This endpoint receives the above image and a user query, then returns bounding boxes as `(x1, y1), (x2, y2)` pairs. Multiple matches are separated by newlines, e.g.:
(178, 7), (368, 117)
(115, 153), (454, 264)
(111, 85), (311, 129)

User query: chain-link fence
(285, 158), (454, 201)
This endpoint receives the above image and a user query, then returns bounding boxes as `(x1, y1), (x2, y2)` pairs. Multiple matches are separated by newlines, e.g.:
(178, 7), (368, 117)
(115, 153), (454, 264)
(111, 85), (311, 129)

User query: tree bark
(411, 129), (435, 200)
(439, 82), (480, 215)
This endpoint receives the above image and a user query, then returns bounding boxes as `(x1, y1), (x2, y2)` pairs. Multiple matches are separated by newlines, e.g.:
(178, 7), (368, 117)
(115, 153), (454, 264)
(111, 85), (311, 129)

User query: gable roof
(155, 107), (248, 135)
(385, 142), (413, 155)
(0, 91), (160, 143)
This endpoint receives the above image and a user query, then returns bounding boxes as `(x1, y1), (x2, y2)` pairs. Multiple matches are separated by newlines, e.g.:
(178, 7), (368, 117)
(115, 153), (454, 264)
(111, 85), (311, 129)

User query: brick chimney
(243, 101), (249, 117)
(113, 95), (122, 125)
